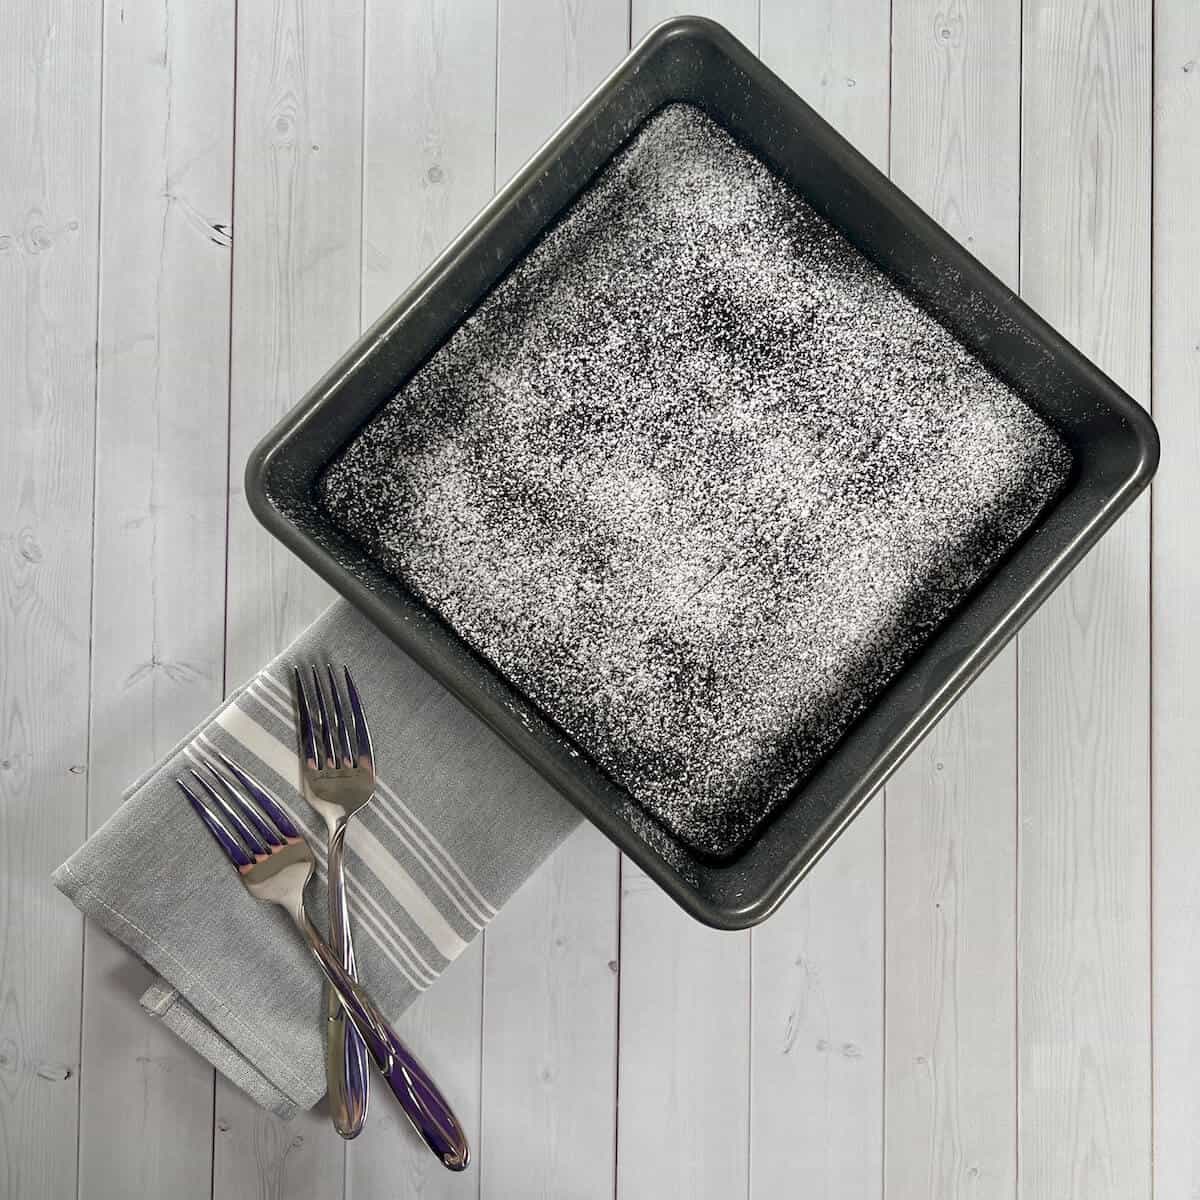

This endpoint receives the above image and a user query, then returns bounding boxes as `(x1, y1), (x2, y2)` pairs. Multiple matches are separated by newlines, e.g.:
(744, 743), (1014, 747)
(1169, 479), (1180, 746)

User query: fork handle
(294, 911), (470, 1171)
(325, 823), (370, 1139)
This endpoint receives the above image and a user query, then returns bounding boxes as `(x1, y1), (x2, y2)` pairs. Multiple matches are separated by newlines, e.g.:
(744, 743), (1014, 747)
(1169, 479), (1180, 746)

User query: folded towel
(53, 600), (583, 1117)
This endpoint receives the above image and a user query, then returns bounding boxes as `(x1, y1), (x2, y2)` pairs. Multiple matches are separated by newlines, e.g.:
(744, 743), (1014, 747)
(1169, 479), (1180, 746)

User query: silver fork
(293, 665), (372, 1140)
(177, 753), (470, 1171)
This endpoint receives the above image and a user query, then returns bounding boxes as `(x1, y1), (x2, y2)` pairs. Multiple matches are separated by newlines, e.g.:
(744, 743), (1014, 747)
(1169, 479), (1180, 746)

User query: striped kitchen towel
(52, 600), (583, 1117)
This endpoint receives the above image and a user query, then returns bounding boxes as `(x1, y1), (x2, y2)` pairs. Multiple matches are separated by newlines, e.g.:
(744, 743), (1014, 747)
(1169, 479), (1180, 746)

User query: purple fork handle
(297, 912), (470, 1170)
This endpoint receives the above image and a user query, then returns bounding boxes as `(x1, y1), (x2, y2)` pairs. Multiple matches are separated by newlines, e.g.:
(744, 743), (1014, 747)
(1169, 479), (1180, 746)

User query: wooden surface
(1153, 5), (1200, 1199)
(1, 3), (99, 1198)
(79, 0), (234, 1194)
(1018, 3), (1152, 1199)
(2, 1), (1190, 1197)
(885, 3), (1022, 1196)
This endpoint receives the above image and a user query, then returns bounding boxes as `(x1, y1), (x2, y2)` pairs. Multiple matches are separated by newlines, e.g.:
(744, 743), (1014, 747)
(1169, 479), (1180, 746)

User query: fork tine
(326, 664), (354, 767)
(294, 667), (320, 772)
(343, 666), (374, 773)
(196, 755), (282, 849)
(178, 777), (256, 869)
(311, 667), (338, 770)
(189, 765), (277, 852)
(212, 748), (302, 842)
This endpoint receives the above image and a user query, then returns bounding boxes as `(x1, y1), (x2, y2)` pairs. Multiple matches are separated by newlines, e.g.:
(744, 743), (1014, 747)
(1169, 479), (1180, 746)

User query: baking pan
(246, 16), (1158, 929)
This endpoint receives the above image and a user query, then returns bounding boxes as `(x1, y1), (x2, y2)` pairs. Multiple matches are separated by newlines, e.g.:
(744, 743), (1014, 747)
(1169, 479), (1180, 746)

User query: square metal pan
(246, 17), (1158, 929)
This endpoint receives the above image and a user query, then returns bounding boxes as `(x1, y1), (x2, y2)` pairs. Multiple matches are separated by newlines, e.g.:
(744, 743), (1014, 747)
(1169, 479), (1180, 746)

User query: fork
(177, 753), (470, 1171)
(293, 665), (372, 1139)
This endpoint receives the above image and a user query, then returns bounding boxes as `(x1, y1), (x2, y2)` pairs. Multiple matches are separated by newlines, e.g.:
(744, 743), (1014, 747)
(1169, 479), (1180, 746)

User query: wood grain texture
(223, 0), (359, 685)
(88, 0), (234, 825)
(495, 0), (630, 185)
(750, 5), (887, 1196)
(481, 829), (618, 1200)
(1018, 2), (1152, 1197)
(478, 7), (626, 1196)
(1151, 3), (1200, 1196)
(212, 1104), (341, 1200)
(891, 0), (1020, 280)
(750, 816), (883, 1199)
(631, 0), (758, 51)
(884, 3), (1021, 1196)
(77, 0), (235, 1194)
(0, 1), (100, 1196)
(350, 3), (497, 1192)
(616, 864), (750, 1200)
(884, 660), (1017, 1200)
(760, 0), (890, 167)
(216, 0), (365, 1189)
(361, 0), (497, 328)
(9, 3), (1179, 1195)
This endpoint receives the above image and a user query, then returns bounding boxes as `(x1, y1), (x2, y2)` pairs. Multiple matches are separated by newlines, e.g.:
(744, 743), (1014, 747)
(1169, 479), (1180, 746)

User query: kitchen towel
(53, 600), (584, 1117)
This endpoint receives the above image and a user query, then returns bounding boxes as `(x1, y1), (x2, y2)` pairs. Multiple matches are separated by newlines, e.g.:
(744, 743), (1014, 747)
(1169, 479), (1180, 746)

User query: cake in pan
(321, 103), (1071, 856)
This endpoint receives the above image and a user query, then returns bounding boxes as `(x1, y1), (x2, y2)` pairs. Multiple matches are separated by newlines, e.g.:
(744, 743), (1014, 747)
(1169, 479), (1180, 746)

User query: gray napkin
(53, 600), (582, 1117)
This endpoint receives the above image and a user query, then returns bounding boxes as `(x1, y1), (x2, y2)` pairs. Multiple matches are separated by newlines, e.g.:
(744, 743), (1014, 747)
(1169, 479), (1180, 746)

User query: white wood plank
(77, 0), (236, 1194)
(481, 828), (619, 1200)
(761, 0), (890, 165)
(884, 661), (1017, 1199)
(40, 5), (1171, 1198)
(750, 816), (883, 1198)
(891, 0), (1020, 281)
(216, 0), (365, 1190)
(749, 5), (888, 1196)
(884, 3), (1021, 1196)
(222, 0), (352, 685)
(1151, 4), (1200, 1196)
(632, 0), (758, 50)
(1018, 2), (1152, 1197)
(477, 7), (626, 1196)
(616, 864), (751, 1200)
(349, 2), (496, 1193)
(361, 0), (498, 329)
(494, 0), (630, 186)
(213, 1105), (340, 1200)
(0, 1), (100, 1196)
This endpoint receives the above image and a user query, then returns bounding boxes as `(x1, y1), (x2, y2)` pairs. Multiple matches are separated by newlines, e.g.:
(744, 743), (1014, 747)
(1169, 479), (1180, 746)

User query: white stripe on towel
(262, 667), (501, 916)
(191, 733), (440, 986)
(185, 738), (437, 988)
(259, 671), (498, 919)
(374, 777), (497, 920)
(214, 705), (469, 962)
(236, 686), (466, 971)
(249, 677), (493, 929)
(247, 681), (486, 931)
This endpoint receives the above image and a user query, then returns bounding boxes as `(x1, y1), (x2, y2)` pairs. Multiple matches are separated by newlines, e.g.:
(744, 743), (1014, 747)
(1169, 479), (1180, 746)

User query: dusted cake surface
(321, 103), (1072, 855)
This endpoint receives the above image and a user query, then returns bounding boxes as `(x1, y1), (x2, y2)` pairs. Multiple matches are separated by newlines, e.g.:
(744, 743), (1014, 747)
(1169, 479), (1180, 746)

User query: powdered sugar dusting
(320, 103), (1072, 856)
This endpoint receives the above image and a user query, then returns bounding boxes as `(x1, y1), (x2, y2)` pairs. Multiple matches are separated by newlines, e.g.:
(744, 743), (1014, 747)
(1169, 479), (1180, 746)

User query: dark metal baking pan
(246, 16), (1158, 930)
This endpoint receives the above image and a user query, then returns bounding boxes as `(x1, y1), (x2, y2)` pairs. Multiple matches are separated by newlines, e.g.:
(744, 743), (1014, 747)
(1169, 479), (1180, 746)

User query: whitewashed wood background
(1, 0), (1194, 1196)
